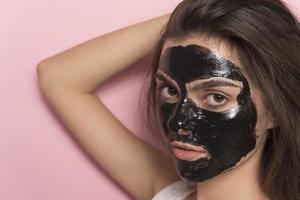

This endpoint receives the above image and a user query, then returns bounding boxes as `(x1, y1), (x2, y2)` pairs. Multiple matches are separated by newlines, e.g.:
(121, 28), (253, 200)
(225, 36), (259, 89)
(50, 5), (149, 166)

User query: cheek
(156, 102), (174, 132)
(249, 91), (270, 142)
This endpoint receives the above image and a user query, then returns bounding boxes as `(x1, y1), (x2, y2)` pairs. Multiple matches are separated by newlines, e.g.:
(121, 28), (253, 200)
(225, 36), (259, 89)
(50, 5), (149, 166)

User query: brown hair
(145, 0), (300, 199)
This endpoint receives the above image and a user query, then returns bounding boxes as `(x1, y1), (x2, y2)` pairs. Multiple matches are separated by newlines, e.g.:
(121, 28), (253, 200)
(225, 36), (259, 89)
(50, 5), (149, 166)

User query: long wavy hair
(145, 0), (300, 199)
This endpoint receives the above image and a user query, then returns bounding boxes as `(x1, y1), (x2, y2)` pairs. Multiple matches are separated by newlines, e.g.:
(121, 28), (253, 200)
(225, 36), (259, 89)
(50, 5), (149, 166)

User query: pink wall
(1, 0), (299, 199)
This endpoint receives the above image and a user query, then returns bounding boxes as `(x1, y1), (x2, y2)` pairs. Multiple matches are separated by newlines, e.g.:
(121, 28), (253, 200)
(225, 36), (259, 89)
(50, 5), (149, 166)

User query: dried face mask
(156, 44), (257, 182)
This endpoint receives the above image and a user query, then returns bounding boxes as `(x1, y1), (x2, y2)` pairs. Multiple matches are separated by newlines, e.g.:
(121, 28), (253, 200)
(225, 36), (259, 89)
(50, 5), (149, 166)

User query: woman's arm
(37, 14), (170, 93)
(37, 14), (179, 200)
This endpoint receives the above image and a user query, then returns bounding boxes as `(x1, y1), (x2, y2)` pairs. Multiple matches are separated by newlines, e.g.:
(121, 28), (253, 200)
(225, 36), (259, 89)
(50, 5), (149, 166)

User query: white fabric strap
(152, 180), (197, 200)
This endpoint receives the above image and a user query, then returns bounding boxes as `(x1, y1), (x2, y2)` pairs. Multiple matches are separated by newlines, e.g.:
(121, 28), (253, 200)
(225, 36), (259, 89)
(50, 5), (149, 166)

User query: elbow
(36, 60), (47, 78)
(36, 60), (57, 92)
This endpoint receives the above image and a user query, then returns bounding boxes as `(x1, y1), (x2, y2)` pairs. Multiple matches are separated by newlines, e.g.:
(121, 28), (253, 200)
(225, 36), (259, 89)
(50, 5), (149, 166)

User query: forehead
(159, 35), (243, 71)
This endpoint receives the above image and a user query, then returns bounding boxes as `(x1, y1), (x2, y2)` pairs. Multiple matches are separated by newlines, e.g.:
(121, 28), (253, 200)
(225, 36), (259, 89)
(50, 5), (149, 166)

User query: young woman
(37, 0), (300, 199)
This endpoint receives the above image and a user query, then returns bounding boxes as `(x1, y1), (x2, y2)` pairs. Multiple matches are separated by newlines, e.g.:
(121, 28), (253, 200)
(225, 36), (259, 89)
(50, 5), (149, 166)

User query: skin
(156, 35), (274, 200)
(38, 14), (182, 200)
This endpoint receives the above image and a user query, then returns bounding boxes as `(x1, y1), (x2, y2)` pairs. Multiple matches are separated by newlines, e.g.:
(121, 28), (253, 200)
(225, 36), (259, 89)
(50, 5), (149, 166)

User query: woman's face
(155, 36), (273, 182)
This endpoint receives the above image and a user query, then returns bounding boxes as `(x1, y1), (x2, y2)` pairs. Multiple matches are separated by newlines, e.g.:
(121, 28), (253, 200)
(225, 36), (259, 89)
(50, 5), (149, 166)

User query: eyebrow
(155, 71), (242, 90)
(190, 79), (242, 90)
(155, 71), (181, 91)
(155, 71), (173, 83)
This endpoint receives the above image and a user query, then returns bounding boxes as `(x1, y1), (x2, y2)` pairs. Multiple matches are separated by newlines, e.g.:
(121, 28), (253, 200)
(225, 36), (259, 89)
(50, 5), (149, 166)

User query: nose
(167, 97), (198, 132)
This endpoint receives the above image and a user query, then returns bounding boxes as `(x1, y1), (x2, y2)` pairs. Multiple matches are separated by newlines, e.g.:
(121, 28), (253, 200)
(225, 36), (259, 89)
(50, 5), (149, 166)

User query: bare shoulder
(151, 150), (181, 197)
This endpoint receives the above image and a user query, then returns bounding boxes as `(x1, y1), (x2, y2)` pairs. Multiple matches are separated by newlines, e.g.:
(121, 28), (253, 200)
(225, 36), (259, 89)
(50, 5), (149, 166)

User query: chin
(174, 147), (258, 183)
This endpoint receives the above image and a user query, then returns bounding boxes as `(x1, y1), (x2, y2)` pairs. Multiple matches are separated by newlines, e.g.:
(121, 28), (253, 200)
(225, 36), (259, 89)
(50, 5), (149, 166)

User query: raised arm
(37, 14), (180, 200)
(37, 14), (169, 93)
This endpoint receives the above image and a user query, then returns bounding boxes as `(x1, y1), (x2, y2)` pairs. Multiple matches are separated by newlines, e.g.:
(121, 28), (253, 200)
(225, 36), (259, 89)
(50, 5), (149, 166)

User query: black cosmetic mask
(157, 44), (257, 182)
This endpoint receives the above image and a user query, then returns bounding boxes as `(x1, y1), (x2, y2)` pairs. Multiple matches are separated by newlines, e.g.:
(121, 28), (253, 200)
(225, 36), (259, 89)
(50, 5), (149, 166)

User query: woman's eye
(159, 85), (179, 103)
(204, 93), (228, 107)
(162, 86), (177, 96)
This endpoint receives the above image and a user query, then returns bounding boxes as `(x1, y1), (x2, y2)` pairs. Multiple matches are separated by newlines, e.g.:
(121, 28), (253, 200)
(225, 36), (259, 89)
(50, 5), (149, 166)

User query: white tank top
(151, 180), (197, 200)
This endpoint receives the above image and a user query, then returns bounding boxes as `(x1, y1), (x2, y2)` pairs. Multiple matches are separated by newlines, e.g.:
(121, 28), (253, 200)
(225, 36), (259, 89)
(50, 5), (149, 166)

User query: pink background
(1, 0), (299, 199)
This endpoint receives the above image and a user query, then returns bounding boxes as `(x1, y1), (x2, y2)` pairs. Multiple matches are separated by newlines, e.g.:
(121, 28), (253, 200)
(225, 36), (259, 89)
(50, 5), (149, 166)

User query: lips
(169, 141), (211, 161)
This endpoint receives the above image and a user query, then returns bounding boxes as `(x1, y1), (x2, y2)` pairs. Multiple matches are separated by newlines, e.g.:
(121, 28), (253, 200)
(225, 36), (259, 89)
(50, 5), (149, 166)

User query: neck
(195, 150), (268, 200)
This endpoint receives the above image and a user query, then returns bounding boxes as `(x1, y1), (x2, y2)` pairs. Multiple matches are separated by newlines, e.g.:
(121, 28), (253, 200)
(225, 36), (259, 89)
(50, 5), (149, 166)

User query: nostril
(178, 129), (192, 136)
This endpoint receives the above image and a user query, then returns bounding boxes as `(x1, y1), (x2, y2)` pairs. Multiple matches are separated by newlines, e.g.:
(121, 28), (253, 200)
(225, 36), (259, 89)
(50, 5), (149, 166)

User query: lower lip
(171, 147), (209, 161)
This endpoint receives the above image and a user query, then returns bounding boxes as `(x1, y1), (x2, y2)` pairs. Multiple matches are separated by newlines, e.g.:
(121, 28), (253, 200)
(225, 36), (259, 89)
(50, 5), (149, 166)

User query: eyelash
(201, 89), (232, 107)
(204, 93), (228, 105)
(157, 84), (179, 102)
(159, 84), (177, 94)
